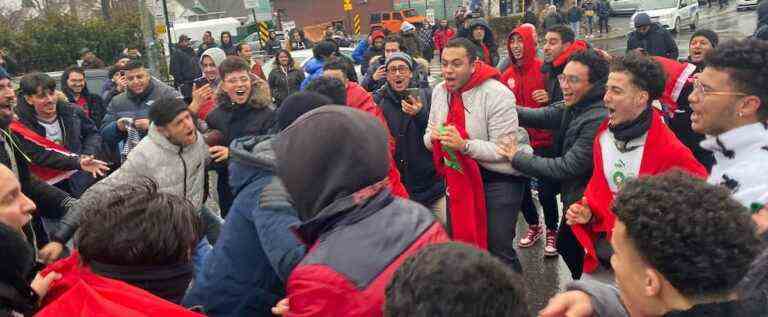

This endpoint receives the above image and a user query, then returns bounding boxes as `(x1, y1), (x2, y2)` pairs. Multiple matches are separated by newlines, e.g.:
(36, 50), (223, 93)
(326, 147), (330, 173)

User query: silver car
(611, 0), (642, 15)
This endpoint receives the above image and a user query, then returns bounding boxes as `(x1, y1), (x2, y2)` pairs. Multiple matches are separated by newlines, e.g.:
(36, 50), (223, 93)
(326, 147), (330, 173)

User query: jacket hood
(468, 18), (496, 47)
(553, 40), (589, 67)
(272, 106), (389, 223)
(303, 57), (325, 75)
(457, 61), (501, 93)
(229, 135), (276, 194)
(199, 47), (226, 69)
(507, 23), (537, 68)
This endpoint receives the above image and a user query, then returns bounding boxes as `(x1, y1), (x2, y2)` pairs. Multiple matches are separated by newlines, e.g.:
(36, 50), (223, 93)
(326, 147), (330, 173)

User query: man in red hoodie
(425, 38), (531, 273)
(568, 54), (707, 279)
(500, 23), (561, 257)
(306, 64), (409, 198)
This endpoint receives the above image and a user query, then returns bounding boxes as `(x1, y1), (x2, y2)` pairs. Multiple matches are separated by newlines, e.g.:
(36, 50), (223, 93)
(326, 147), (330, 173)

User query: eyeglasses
(557, 74), (583, 86)
(692, 79), (748, 98)
(387, 66), (411, 75)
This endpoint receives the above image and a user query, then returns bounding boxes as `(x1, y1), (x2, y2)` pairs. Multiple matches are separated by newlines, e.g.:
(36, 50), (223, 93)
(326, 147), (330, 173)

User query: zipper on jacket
(179, 146), (188, 198)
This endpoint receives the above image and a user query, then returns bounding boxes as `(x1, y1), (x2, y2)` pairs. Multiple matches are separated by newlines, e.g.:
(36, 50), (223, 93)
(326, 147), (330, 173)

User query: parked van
(370, 9), (427, 33)
(630, 0), (699, 33)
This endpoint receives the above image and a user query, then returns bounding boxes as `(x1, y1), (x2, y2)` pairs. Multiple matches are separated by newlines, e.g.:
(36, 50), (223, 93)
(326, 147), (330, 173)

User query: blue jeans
(571, 21), (581, 36)
(484, 178), (526, 273)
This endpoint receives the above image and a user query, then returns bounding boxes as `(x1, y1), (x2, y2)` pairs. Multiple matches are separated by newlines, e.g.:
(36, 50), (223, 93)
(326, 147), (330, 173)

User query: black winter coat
(268, 64), (305, 107)
(170, 46), (202, 86)
(61, 71), (107, 127)
(626, 23), (679, 59)
(16, 100), (102, 157)
(373, 85), (445, 206)
(467, 19), (499, 67)
(206, 91), (276, 146)
(513, 84), (608, 206)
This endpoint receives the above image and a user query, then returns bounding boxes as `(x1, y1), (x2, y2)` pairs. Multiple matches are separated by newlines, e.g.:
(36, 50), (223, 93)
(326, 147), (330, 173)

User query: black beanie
(276, 92), (333, 131)
(149, 97), (189, 127)
(690, 29), (719, 47)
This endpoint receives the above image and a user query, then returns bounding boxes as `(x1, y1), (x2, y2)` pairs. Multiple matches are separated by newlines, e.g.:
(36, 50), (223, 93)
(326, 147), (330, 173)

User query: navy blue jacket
(182, 136), (305, 316)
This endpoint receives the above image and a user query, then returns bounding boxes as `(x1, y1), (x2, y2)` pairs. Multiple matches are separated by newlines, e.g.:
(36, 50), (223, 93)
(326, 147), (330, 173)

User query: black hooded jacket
(627, 23), (679, 59)
(0, 223), (39, 317)
(514, 83), (609, 206)
(60, 69), (107, 127)
(754, 2), (768, 40)
(467, 18), (499, 67)
(16, 99), (101, 157)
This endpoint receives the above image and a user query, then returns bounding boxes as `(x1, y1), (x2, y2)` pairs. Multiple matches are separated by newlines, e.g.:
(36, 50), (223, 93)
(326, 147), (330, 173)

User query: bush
(489, 15), (522, 44)
(0, 10), (142, 73)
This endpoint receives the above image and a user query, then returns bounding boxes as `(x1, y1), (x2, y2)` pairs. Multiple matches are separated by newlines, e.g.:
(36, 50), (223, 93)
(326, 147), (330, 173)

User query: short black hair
(19, 72), (56, 96)
(107, 64), (126, 79)
(385, 242), (529, 317)
(313, 40), (338, 59)
(705, 39), (768, 120)
(384, 35), (404, 50)
(610, 53), (667, 102)
(276, 92), (334, 130)
(218, 56), (251, 79)
(322, 57), (352, 80)
(149, 97), (189, 127)
(613, 170), (761, 297)
(568, 50), (610, 84)
(76, 177), (203, 266)
(546, 25), (575, 44)
(443, 38), (479, 62)
(305, 76), (347, 105)
(124, 59), (145, 72)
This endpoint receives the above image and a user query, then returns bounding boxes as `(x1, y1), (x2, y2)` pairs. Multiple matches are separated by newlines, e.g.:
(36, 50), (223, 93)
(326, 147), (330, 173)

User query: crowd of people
(1, 1), (768, 316)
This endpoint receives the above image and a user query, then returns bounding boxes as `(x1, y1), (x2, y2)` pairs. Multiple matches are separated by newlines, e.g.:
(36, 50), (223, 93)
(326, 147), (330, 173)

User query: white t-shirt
(38, 118), (64, 146)
(600, 130), (647, 194)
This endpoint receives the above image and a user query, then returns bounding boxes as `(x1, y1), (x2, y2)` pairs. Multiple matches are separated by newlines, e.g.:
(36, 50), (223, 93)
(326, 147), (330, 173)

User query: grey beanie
(634, 13), (652, 27)
(385, 52), (414, 70)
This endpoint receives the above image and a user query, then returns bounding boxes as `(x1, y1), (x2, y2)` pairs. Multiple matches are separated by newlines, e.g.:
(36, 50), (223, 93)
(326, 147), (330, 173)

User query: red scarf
(9, 121), (77, 184)
(431, 62), (500, 250)
(571, 110), (708, 273)
(480, 43), (492, 65)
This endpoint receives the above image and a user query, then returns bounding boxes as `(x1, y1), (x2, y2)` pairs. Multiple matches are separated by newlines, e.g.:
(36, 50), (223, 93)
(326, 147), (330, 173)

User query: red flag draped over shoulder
(431, 61), (501, 250)
(9, 121), (77, 184)
(571, 110), (708, 273)
(37, 252), (203, 317)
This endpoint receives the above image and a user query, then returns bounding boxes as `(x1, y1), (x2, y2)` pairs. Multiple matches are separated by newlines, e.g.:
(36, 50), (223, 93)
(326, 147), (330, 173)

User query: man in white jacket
(424, 38), (531, 273)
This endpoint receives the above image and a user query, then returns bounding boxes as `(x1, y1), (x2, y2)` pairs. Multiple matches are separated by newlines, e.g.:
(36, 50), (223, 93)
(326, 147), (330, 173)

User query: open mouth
(235, 89), (247, 97)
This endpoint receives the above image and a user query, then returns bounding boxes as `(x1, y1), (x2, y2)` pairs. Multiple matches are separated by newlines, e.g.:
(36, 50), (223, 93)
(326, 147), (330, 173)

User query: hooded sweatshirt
(467, 18), (499, 67)
(273, 106), (448, 317)
(194, 48), (226, 120)
(754, 2), (768, 40)
(501, 24), (553, 149)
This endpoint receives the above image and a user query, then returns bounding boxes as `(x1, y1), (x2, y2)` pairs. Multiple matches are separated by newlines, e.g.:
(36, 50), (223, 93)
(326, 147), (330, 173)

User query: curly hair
(610, 53), (666, 101)
(613, 170), (761, 297)
(568, 50), (610, 84)
(76, 177), (203, 266)
(385, 242), (529, 317)
(305, 76), (347, 105)
(705, 39), (768, 120)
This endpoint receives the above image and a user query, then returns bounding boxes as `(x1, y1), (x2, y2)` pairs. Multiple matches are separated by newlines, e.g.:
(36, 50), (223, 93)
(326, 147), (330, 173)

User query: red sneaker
(544, 229), (558, 257)
(518, 224), (543, 248)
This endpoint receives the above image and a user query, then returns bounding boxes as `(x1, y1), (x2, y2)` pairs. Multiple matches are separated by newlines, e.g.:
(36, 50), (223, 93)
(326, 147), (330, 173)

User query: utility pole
(162, 0), (173, 52)
(137, 0), (163, 79)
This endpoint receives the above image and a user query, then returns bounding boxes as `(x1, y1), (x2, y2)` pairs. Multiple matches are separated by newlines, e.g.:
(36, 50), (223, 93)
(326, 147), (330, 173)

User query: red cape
(571, 110), (708, 273)
(37, 253), (203, 317)
(654, 56), (696, 114)
(9, 121), (77, 185)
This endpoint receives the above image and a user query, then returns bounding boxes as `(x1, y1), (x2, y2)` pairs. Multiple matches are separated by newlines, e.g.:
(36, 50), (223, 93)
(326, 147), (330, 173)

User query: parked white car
(737, 0), (762, 11)
(611, 0), (642, 15)
(630, 0), (700, 33)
